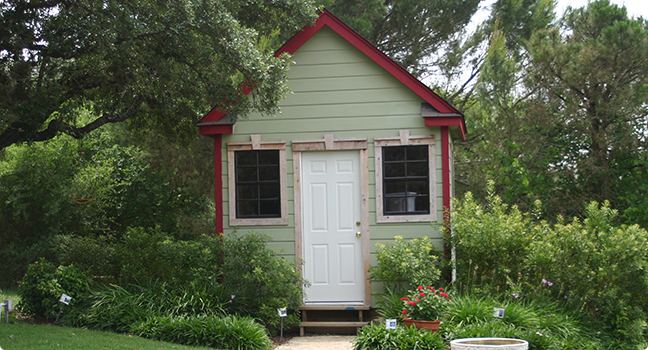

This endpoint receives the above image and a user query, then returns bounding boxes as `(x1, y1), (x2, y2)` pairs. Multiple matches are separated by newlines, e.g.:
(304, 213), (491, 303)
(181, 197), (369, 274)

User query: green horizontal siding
(221, 27), (448, 267)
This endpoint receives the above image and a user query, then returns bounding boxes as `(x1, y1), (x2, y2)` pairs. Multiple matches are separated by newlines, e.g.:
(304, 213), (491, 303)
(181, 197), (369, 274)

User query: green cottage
(197, 9), (466, 332)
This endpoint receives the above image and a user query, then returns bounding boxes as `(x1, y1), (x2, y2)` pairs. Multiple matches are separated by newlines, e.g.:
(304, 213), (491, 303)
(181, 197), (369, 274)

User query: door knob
(356, 231), (362, 237)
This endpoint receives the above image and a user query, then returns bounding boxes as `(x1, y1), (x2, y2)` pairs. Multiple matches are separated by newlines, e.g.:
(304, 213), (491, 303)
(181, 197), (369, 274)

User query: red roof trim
(277, 10), (460, 115)
(199, 124), (233, 135)
(424, 116), (466, 141)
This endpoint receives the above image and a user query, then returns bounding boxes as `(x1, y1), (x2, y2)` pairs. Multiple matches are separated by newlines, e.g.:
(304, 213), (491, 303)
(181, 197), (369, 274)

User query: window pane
(407, 181), (428, 195)
(238, 185), (258, 200)
(260, 200), (280, 215)
(407, 162), (427, 177)
(385, 180), (406, 195)
(258, 166), (279, 181)
(385, 197), (406, 213)
(260, 184), (279, 199)
(384, 147), (405, 161)
(238, 200), (258, 216)
(414, 196), (429, 213)
(236, 152), (257, 166)
(384, 163), (405, 178)
(258, 151), (279, 165)
(237, 168), (257, 182)
(407, 146), (427, 161)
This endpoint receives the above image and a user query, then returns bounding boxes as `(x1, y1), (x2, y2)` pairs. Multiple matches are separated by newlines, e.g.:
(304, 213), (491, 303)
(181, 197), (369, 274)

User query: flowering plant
(400, 286), (450, 321)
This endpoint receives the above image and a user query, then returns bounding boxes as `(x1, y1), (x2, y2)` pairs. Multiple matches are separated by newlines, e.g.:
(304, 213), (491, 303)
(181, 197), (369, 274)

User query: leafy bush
(369, 235), (441, 291)
(62, 280), (225, 332)
(133, 315), (273, 350)
(17, 259), (88, 319)
(441, 295), (600, 350)
(450, 188), (648, 345)
(353, 323), (445, 350)
(221, 231), (305, 334)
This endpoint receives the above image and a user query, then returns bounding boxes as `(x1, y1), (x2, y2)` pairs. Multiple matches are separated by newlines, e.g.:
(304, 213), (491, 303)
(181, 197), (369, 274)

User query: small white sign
(277, 307), (287, 317)
(385, 318), (397, 329)
(60, 294), (72, 305)
(493, 307), (505, 318)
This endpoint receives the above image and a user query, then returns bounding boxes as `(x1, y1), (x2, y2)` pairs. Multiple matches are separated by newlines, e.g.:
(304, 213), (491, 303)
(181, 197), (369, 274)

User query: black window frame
(382, 145), (430, 215)
(234, 150), (281, 219)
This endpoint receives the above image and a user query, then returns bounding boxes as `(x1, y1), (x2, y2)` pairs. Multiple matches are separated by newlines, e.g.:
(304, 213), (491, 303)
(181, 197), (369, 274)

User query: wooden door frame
(293, 134), (370, 306)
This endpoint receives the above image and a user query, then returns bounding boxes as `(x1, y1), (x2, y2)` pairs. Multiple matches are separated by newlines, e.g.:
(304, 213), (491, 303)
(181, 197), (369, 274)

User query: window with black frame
(235, 150), (281, 218)
(382, 145), (429, 215)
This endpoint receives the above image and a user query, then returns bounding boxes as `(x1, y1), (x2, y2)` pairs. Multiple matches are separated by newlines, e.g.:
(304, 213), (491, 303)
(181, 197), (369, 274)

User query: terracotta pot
(402, 318), (441, 332)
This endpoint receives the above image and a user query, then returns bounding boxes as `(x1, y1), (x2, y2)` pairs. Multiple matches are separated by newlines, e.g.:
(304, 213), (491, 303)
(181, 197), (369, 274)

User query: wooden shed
(197, 10), (465, 329)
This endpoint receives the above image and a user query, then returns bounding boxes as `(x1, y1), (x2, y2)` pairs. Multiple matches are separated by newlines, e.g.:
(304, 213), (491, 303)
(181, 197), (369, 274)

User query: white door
(302, 150), (364, 303)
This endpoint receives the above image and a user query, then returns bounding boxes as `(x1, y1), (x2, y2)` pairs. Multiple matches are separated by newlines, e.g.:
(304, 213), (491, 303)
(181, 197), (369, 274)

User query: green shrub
(441, 296), (599, 350)
(17, 259), (88, 319)
(221, 231), (304, 334)
(133, 314), (273, 350)
(369, 235), (441, 290)
(450, 188), (648, 345)
(62, 280), (226, 332)
(353, 323), (445, 350)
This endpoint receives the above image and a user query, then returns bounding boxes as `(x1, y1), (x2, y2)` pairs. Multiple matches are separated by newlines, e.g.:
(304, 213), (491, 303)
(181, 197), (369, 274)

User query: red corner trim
(441, 127), (451, 221)
(214, 135), (224, 236)
(277, 10), (460, 114)
(424, 117), (466, 141)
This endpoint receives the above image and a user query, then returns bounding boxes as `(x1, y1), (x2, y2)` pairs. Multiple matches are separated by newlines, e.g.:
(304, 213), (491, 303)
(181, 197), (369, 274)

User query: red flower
(416, 298), (421, 302)
(402, 310), (408, 315)
(440, 288), (445, 291)
(416, 286), (424, 290)
(427, 286), (433, 289)
(440, 293), (448, 298)
(419, 292), (425, 297)
(408, 301), (416, 306)
(431, 288), (436, 292)
(400, 297), (409, 301)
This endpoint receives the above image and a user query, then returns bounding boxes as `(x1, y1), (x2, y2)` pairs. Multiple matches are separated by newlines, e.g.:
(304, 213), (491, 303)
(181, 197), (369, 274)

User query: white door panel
(302, 151), (363, 303)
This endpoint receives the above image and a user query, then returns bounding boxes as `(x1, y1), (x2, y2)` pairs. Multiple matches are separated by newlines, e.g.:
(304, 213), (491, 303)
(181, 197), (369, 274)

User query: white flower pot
(450, 338), (528, 350)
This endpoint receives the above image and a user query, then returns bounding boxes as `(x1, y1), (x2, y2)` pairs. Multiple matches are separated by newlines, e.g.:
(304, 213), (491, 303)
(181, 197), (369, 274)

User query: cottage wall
(220, 27), (446, 296)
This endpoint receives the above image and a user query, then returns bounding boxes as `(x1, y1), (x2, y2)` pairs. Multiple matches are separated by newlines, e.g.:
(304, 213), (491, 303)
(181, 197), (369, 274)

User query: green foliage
(369, 236), (441, 291)
(221, 231), (304, 334)
(62, 281), (226, 332)
(353, 323), (445, 350)
(449, 185), (536, 292)
(0, 126), (213, 285)
(0, 0), (319, 150)
(441, 295), (602, 350)
(450, 191), (648, 345)
(133, 315), (273, 350)
(17, 259), (88, 319)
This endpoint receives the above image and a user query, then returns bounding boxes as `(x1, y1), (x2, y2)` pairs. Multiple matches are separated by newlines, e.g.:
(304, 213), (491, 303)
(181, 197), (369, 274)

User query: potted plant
(400, 286), (450, 332)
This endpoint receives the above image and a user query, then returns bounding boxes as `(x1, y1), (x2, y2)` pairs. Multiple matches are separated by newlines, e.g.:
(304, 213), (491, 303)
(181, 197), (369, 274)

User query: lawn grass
(0, 321), (215, 350)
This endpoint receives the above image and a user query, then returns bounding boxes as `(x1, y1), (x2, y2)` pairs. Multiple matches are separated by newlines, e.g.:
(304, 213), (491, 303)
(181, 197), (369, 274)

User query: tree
(0, 0), (319, 150)
(320, 0), (481, 78)
(525, 0), (648, 219)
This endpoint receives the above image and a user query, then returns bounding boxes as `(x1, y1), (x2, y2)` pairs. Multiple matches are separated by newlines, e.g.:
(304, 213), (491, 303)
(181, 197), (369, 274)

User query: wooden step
(299, 305), (370, 311)
(300, 321), (369, 327)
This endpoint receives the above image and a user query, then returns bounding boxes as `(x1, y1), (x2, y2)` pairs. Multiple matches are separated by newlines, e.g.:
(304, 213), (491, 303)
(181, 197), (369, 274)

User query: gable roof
(198, 9), (466, 140)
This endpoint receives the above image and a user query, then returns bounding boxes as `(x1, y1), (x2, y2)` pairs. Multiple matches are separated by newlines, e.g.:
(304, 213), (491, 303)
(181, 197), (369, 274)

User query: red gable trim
(277, 9), (461, 115)
(199, 9), (465, 135)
